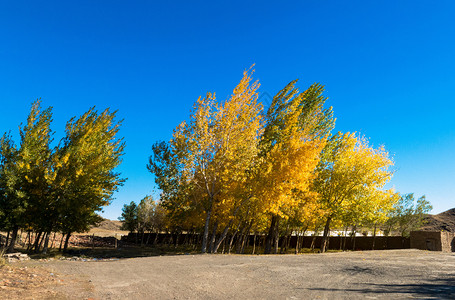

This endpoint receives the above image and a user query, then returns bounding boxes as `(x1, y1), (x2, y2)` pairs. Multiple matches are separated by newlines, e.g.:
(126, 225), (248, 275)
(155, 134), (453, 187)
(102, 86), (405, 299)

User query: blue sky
(1, 1), (454, 219)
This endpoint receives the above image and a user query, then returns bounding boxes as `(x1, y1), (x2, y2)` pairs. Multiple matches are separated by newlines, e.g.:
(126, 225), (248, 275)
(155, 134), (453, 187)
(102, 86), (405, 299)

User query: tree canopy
(147, 66), (409, 254)
(0, 100), (125, 252)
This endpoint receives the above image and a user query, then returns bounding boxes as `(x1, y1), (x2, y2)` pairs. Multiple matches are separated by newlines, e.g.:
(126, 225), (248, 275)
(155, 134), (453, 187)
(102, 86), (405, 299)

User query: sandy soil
(20, 249), (455, 299)
(0, 263), (91, 300)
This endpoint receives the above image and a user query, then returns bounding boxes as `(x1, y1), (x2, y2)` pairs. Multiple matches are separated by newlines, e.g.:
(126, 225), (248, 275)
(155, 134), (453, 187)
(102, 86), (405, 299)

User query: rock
(3, 253), (30, 263)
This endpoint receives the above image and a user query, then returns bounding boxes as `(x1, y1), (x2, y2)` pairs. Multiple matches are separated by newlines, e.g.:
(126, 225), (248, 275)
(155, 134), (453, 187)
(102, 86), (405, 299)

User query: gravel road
(38, 249), (455, 299)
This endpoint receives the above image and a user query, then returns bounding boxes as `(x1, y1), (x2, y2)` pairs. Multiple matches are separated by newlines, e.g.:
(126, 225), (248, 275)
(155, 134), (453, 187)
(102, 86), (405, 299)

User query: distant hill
(91, 218), (123, 231)
(421, 208), (455, 232)
(76, 217), (128, 237)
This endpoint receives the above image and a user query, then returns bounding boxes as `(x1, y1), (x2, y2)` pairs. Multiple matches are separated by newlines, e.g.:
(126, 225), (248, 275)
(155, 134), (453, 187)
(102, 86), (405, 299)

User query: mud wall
(124, 231), (455, 252)
(122, 233), (410, 251)
(410, 231), (455, 252)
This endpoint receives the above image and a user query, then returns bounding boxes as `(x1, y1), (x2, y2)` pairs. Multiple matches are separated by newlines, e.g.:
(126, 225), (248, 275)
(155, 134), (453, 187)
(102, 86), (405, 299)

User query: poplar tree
(9, 100), (54, 252)
(259, 81), (334, 254)
(0, 133), (20, 249)
(149, 67), (263, 253)
(314, 133), (395, 253)
(54, 107), (126, 251)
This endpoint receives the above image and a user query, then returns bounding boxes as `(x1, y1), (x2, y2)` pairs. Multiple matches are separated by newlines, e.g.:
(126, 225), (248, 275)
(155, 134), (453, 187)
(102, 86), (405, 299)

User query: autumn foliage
(148, 67), (399, 253)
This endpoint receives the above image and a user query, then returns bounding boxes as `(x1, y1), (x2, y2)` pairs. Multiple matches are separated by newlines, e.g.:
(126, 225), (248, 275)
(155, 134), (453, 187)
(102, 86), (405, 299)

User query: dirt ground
(6, 249), (455, 299)
(0, 263), (91, 300)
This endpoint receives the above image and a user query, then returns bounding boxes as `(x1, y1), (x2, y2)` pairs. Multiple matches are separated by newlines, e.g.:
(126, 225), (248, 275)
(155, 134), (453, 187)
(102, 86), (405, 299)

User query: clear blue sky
(1, 1), (454, 219)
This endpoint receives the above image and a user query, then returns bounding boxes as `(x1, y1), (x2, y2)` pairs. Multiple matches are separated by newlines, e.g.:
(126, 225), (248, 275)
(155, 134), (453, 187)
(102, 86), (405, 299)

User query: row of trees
(147, 67), (419, 254)
(385, 193), (432, 237)
(119, 196), (167, 245)
(0, 100), (125, 253)
(120, 192), (432, 252)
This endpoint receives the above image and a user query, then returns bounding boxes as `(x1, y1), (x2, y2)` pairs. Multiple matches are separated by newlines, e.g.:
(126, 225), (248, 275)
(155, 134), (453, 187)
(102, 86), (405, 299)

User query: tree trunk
(296, 227), (307, 253)
(7, 226), (19, 253)
(372, 224), (377, 250)
(197, 233), (202, 248)
(226, 234), (232, 253)
(228, 230), (238, 254)
(310, 235), (316, 251)
(183, 231), (189, 246)
(320, 216), (332, 253)
(175, 232), (180, 248)
(50, 232), (57, 249)
(5, 230), (10, 249)
(236, 224), (247, 254)
(286, 233), (292, 251)
(6, 226), (19, 252)
(36, 232), (47, 253)
(59, 234), (65, 251)
(213, 219), (236, 253)
(201, 202), (213, 253)
(252, 233), (257, 255)
(208, 222), (218, 253)
(296, 231), (300, 254)
(166, 231), (173, 246)
(221, 237), (226, 254)
(154, 231), (159, 245)
(25, 231), (31, 250)
(63, 232), (71, 252)
(27, 232), (35, 251)
(42, 231), (51, 254)
(280, 224), (288, 254)
(32, 232), (42, 252)
(301, 228), (307, 251)
(264, 215), (279, 254)
(273, 222), (280, 254)
(240, 233), (247, 254)
(343, 227), (349, 251)
(280, 224), (290, 254)
(351, 225), (357, 251)
(146, 230), (152, 245)
(241, 221), (253, 254)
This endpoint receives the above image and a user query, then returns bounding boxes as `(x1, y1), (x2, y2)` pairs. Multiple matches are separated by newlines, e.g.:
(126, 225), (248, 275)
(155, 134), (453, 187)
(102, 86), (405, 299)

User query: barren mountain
(421, 208), (455, 232)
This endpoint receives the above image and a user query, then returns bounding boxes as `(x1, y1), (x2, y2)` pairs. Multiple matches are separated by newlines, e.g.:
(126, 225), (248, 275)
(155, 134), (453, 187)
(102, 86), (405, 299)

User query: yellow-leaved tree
(256, 81), (334, 254)
(149, 67), (263, 253)
(313, 132), (396, 253)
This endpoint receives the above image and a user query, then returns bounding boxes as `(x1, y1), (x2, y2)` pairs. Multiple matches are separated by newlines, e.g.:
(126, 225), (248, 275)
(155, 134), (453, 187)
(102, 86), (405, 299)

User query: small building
(410, 231), (455, 252)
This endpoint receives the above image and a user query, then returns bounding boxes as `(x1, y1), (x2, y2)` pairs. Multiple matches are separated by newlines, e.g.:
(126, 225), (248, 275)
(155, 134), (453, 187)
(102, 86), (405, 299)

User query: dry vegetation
(0, 263), (73, 299)
(82, 218), (128, 238)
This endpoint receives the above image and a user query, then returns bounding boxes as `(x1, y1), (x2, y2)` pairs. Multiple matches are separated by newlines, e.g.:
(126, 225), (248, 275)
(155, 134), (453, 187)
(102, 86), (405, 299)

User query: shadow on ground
(308, 277), (455, 299)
